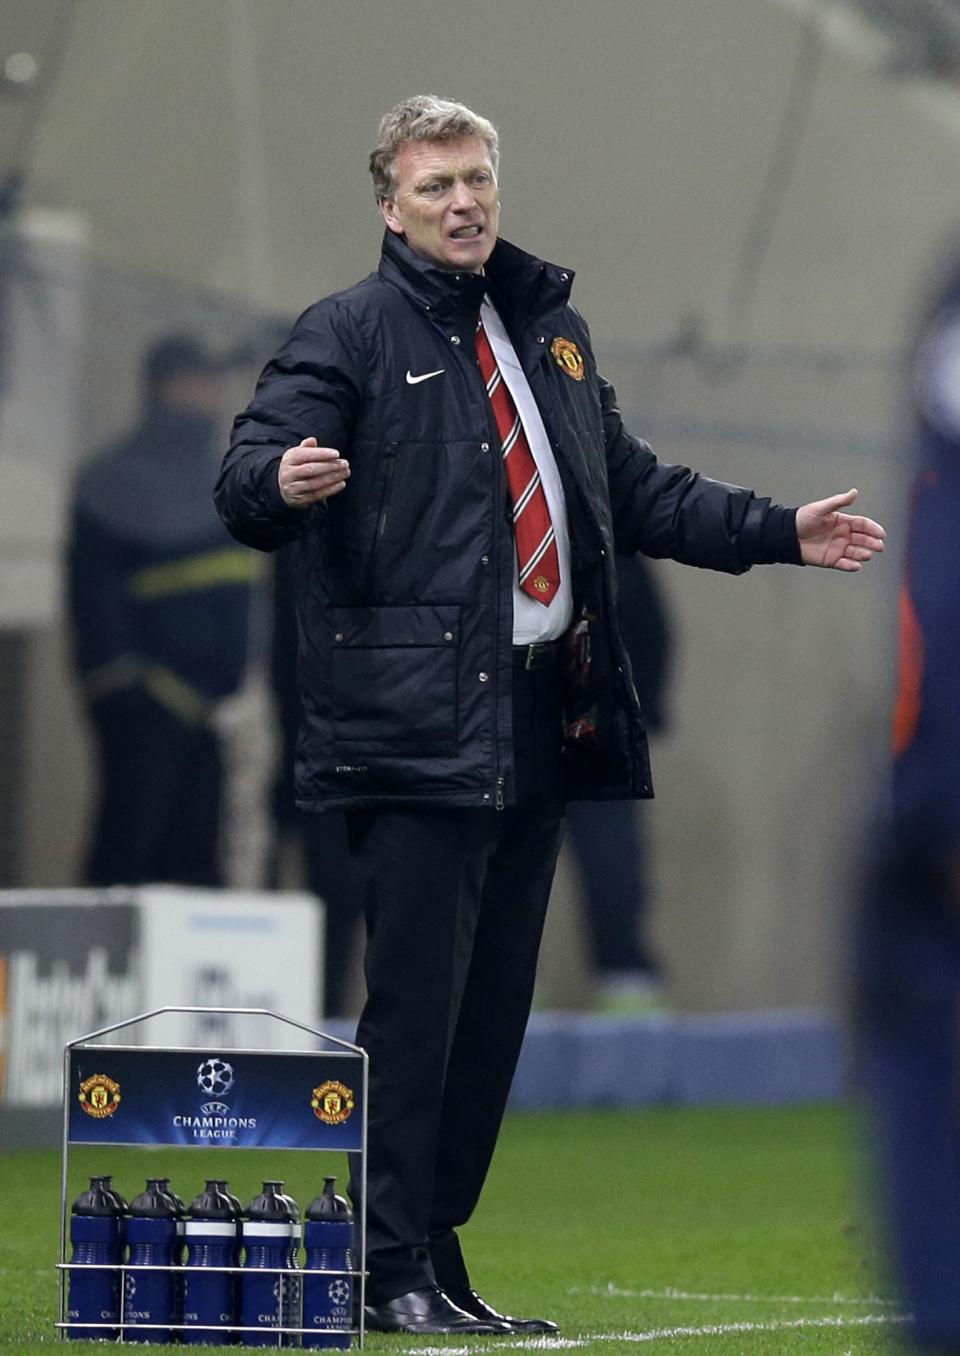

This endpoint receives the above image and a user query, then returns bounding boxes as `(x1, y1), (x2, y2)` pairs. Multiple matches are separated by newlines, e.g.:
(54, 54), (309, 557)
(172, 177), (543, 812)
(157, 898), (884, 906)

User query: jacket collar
(377, 229), (575, 325)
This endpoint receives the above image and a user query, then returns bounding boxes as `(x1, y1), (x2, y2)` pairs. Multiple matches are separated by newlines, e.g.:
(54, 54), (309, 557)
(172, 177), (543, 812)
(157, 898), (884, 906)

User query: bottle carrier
(56, 1006), (367, 1347)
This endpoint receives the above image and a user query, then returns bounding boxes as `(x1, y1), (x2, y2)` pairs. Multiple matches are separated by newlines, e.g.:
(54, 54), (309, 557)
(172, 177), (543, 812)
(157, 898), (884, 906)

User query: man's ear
(379, 198), (403, 237)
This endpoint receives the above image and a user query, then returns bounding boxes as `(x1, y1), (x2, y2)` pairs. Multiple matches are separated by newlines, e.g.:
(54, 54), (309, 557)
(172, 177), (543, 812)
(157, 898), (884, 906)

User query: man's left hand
(795, 488), (886, 571)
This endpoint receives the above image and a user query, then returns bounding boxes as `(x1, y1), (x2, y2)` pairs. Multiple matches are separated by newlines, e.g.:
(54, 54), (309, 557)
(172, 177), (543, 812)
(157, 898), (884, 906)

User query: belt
(512, 641), (560, 671)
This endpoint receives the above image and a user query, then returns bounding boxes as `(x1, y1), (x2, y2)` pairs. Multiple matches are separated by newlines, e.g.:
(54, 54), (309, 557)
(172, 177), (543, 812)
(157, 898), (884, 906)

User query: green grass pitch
(0, 1104), (906, 1354)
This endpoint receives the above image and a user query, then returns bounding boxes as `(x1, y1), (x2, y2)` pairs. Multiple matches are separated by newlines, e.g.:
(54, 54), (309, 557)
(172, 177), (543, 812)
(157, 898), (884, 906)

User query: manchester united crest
(550, 337), (585, 381)
(78, 1073), (122, 1119)
(311, 1080), (355, 1125)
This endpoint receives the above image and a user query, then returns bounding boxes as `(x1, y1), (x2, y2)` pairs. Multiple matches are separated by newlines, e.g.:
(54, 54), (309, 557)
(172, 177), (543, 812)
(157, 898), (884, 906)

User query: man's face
(379, 135), (500, 273)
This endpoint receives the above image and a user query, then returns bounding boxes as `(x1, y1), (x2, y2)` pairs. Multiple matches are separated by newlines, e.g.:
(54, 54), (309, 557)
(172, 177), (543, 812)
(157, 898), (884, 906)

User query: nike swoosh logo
(406, 368), (445, 385)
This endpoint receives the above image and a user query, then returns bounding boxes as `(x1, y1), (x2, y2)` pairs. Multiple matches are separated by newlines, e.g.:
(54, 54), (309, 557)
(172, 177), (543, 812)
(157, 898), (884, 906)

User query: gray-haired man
(216, 95), (884, 1335)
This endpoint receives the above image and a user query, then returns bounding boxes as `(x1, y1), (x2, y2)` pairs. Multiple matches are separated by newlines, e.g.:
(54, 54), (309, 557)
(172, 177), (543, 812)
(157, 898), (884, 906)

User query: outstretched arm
(796, 488), (886, 571)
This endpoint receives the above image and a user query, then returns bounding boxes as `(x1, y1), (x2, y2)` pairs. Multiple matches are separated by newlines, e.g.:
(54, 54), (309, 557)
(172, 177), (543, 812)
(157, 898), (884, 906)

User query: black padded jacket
(214, 231), (801, 811)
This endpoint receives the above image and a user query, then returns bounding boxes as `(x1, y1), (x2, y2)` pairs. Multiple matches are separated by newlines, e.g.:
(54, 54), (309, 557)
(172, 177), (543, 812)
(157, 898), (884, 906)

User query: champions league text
(171, 1113), (257, 1140)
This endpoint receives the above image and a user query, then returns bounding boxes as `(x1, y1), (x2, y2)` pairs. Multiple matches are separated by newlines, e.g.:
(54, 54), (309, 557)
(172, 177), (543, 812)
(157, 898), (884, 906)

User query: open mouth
(449, 225), (483, 240)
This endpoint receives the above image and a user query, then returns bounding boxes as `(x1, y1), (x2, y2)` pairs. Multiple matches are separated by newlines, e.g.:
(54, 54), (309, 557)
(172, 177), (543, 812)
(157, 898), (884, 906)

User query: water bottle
(302, 1178), (354, 1349)
(153, 1178), (186, 1326)
(240, 1180), (300, 1346)
(209, 1178), (244, 1265)
(122, 1179), (178, 1343)
(155, 1178), (186, 1262)
(181, 1180), (240, 1346)
(98, 1174), (130, 1251)
(66, 1176), (122, 1341)
(283, 1187), (304, 1340)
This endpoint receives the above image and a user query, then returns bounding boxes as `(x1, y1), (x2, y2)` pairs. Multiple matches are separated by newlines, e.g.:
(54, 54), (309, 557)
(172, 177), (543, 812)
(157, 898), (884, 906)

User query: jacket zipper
(364, 442), (398, 592)
(489, 329), (549, 809)
(489, 400), (507, 811)
(474, 340), (508, 811)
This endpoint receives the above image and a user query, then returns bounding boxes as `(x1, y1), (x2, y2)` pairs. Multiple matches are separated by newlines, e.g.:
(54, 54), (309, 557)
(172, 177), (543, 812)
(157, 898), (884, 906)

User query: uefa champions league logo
(328, 1278), (350, 1307)
(196, 1056), (235, 1099)
(123, 1270), (150, 1321)
(172, 1055), (255, 1139)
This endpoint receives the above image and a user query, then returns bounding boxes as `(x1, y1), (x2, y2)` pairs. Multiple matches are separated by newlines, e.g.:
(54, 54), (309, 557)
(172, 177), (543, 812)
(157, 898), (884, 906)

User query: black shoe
(448, 1287), (559, 1334)
(364, 1285), (512, 1334)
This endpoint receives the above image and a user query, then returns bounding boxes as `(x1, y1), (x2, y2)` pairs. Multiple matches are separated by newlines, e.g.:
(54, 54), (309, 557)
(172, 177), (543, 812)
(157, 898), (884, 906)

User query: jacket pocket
(329, 604), (460, 755)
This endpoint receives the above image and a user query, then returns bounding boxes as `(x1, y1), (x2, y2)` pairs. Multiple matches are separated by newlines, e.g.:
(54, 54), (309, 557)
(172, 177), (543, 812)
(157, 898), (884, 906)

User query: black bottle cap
(306, 1177), (352, 1221)
(189, 1180), (240, 1221)
(72, 1178), (121, 1217)
(130, 1179), (178, 1219)
(92, 1175), (128, 1214)
(208, 1180), (242, 1215)
(280, 1188), (301, 1221)
(155, 1178), (186, 1214)
(246, 1181), (297, 1222)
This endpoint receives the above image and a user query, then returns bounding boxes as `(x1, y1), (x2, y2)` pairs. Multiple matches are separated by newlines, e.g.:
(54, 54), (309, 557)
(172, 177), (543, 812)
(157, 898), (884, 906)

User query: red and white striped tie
(476, 319), (560, 605)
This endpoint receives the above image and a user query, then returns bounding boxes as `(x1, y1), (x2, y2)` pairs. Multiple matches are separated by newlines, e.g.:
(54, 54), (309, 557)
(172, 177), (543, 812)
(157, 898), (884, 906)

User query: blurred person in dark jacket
(68, 332), (259, 886)
(859, 258), (960, 1353)
(565, 551), (672, 1011)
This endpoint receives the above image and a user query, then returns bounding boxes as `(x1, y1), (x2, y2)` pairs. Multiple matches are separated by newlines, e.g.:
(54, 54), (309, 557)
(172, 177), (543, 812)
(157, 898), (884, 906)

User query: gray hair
(369, 95), (499, 201)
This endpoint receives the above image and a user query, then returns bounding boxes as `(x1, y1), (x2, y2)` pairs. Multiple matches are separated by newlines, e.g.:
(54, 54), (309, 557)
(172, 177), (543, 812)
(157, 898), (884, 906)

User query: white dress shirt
(480, 296), (574, 644)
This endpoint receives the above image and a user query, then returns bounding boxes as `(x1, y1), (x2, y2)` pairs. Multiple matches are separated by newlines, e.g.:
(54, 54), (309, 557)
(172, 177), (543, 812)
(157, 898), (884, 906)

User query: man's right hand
(278, 437), (350, 508)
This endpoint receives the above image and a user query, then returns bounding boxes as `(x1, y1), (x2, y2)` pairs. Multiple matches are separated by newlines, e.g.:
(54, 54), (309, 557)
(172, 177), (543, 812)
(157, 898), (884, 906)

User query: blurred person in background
(67, 332), (258, 887)
(565, 551), (672, 1012)
(859, 252), (960, 1354)
(216, 95), (886, 1336)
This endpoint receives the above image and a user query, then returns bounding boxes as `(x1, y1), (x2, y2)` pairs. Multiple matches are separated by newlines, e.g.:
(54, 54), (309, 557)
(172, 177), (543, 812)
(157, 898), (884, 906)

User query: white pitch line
(568, 1282), (901, 1307)
(407, 1310), (908, 1355)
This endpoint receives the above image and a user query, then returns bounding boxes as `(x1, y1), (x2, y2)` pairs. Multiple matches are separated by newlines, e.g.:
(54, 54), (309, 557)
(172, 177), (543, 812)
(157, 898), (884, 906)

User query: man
(70, 332), (257, 887)
(215, 95), (885, 1335)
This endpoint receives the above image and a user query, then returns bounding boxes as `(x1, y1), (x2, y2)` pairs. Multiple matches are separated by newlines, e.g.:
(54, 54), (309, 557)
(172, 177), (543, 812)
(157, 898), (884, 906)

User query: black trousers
(346, 652), (565, 1303)
(85, 689), (223, 888)
(565, 798), (656, 974)
(297, 812), (364, 1016)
